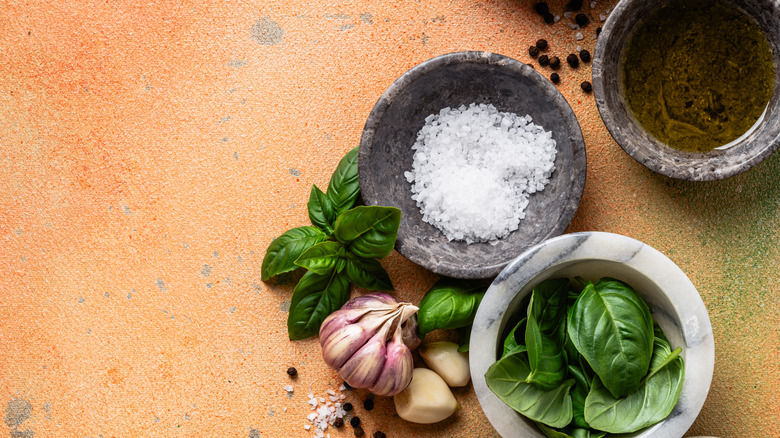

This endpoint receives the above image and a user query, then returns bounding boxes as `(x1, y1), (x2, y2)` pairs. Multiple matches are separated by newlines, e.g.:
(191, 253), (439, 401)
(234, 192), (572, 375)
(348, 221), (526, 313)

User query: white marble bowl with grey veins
(470, 232), (714, 438)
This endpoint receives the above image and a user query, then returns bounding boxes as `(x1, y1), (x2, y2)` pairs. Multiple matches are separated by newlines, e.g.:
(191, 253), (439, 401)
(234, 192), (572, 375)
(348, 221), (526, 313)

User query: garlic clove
(368, 318), (414, 396)
(401, 314), (422, 351)
(343, 292), (399, 311)
(419, 341), (471, 387)
(338, 323), (392, 389)
(394, 368), (458, 424)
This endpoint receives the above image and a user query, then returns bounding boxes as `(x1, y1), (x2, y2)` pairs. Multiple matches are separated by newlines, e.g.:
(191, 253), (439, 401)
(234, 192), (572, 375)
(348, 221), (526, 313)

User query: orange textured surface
(1, 0), (778, 437)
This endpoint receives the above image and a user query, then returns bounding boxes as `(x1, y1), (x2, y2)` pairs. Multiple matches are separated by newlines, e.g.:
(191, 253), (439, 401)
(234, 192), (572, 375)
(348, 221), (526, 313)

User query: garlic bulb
(319, 293), (418, 396)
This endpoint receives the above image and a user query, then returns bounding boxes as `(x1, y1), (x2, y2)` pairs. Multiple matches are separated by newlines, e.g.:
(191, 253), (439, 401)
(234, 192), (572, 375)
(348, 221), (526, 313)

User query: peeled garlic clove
(394, 368), (458, 424)
(339, 324), (391, 389)
(368, 319), (414, 396)
(419, 341), (471, 387)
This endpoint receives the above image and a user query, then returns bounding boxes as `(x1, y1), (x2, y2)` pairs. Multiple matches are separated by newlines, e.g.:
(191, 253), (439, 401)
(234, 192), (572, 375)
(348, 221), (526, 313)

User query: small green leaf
(307, 184), (336, 233)
(525, 280), (569, 390)
(417, 278), (487, 335)
(502, 318), (527, 358)
(567, 278), (655, 398)
(261, 226), (328, 281)
(334, 206), (401, 259)
(287, 269), (350, 340)
(294, 241), (342, 275)
(326, 147), (360, 216)
(485, 351), (574, 429)
(344, 257), (393, 291)
(584, 334), (685, 434)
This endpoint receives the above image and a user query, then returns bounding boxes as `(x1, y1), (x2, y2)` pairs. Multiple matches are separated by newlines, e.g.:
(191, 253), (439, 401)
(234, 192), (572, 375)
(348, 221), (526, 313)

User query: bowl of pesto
(593, 0), (780, 180)
(470, 232), (714, 438)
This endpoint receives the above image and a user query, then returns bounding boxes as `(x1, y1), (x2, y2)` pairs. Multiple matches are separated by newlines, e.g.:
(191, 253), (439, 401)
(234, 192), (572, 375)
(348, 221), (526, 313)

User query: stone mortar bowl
(593, 0), (780, 181)
(471, 231), (714, 438)
(358, 52), (586, 279)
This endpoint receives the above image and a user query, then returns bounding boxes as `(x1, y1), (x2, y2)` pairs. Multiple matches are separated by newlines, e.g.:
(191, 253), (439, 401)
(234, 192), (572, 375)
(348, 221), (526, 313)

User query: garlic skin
(319, 293), (419, 396)
(401, 314), (422, 351)
(394, 368), (458, 423)
(419, 341), (471, 387)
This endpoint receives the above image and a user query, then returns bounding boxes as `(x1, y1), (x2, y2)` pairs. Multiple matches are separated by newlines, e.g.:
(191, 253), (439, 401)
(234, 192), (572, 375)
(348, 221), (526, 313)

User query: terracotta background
(1, 0), (777, 437)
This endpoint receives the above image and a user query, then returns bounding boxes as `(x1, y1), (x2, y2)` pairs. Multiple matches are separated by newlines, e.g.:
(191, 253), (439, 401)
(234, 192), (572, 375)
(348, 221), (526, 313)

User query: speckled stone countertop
(0, 0), (777, 437)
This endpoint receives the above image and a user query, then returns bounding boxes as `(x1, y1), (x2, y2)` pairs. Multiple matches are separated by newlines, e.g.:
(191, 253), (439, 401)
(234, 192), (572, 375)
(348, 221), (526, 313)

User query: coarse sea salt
(406, 103), (557, 243)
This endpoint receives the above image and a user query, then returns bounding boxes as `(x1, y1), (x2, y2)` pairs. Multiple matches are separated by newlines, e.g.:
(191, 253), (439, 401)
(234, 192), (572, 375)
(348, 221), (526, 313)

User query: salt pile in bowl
(404, 103), (557, 243)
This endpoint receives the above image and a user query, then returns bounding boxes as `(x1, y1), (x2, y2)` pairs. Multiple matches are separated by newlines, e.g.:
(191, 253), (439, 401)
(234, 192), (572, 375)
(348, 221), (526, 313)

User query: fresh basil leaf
(344, 257), (393, 291)
(569, 429), (606, 438)
(307, 184), (336, 234)
(567, 278), (654, 398)
(525, 280), (569, 390)
(584, 334), (685, 434)
(534, 424), (606, 438)
(287, 269), (350, 340)
(568, 365), (590, 430)
(334, 206), (401, 259)
(502, 318), (527, 358)
(417, 278), (486, 335)
(294, 241), (342, 275)
(326, 147), (360, 216)
(261, 226), (328, 281)
(485, 351), (574, 429)
(535, 423), (573, 438)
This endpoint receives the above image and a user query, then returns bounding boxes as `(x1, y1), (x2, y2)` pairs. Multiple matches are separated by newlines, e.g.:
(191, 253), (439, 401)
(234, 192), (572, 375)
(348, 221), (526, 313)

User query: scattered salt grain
(407, 103), (557, 243)
(600, 13), (607, 21)
(564, 11), (572, 19)
(576, 45), (582, 52)
(575, 31), (584, 40)
(327, 389), (336, 396)
(302, 387), (349, 436)
(305, 425), (311, 431)
(590, 1), (597, 8)
(568, 22), (579, 29)
(553, 15), (560, 22)
(284, 385), (294, 393)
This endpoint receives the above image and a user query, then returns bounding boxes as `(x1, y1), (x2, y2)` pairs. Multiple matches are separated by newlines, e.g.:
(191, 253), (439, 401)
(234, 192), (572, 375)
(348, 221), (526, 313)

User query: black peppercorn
(566, 54), (580, 68)
(596, 27), (602, 36)
(581, 81), (593, 93)
(538, 55), (550, 66)
(550, 72), (560, 84)
(343, 402), (353, 412)
(566, 0), (583, 11)
(373, 432), (387, 438)
(286, 367), (297, 377)
(579, 49), (591, 62)
(363, 398), (374, 411)
(535, 39), (548, 50)
(350, 417), (361, 427)
(354, 427), (365, 437)
(529, 45), (540, 58)
(575, 13), (589, 27)
(543, 12), (555, 24)
(533, 2), (549, 15)
(549, 56), (561, 69)
(334, 418), (345, 428)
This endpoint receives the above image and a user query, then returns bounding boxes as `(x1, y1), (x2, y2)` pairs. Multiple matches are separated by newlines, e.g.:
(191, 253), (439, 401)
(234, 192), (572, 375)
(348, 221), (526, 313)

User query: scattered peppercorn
(538, 55), (550, 66)
(533, 2), (549, 15)
(575, 13), (590, 27)
(354, 427), (365, 437)
(343, 402), (354, 412)
(363, 398), (374, 411)
(535, 39), (548, 50)
(596, 27), (602, 36)
(373, 432), (387, 438)
(579, 49), (591, 63)
(350, 417), (361, 427)
(566, 0), (583, 11)
(334, 418), (345, 428)
(550, 72), (560, 84)
(581, 81), (593, 93)
(286, 367), (297, 377)
(567, 54), (580, 68)
(549, 56), (561, 69)
(543, 12), (555, 24)
(529, 46), (540, 58)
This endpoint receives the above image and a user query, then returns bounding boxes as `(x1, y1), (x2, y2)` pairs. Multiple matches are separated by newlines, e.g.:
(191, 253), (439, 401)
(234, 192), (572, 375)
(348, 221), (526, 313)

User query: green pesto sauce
(622, 0), (775, 152)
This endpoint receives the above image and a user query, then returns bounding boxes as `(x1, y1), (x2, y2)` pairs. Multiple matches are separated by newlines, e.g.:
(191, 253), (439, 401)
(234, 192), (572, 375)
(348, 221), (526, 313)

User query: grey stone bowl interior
(470, 232), (715, 438)
(358, 52), (586, 279)
(593, 0), (780, 181)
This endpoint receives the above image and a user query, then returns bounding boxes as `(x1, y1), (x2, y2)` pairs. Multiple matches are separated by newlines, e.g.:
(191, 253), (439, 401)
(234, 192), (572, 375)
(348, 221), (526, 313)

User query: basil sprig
(260, 147), (402, 340)
(485, 278), (685, 436)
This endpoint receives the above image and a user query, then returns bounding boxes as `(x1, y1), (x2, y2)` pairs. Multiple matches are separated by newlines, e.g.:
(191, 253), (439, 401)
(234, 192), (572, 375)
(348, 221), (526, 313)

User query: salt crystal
(327, 389), (336, 396)
(568, 22), (579, 29)
(590, 1), (597, 8)
(304, 425), (311, 430)
(576, 45), (582, 52)
(600, 13), (607, 21)
(339, 384), (346, 391)
(308, 413), (317, 421)
(554, 15), (560, 22)
(284, 385), (294, 393)
(564, 11), (572, 18)
(575, 31), (584, 40)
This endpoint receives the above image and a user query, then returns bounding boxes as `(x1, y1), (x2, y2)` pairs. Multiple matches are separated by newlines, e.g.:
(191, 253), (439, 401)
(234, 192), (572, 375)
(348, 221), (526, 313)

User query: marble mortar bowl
(358, 51), (586, 279)
(593, 0), (780, 181)
(470, 232), (715, 438)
